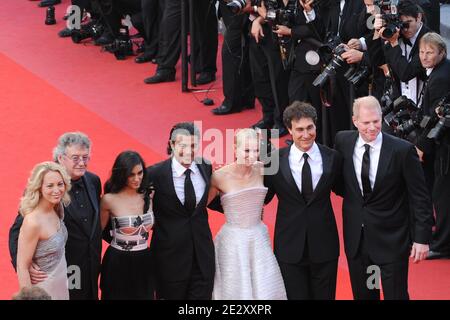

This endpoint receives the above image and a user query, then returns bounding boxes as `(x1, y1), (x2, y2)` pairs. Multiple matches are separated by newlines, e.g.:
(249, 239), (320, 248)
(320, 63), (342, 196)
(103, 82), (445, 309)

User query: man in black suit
(264, 101), (341, 299)
(211, 1), (255, 115)
(143, 0), (218, 85)
(9, 132), (102, 300)
(147, 122), (215, 299)
(334, 96), (434, 299)
(322, 0), (366, 144)
(416, 33), (450, 259)
(380, 0), (430, 104)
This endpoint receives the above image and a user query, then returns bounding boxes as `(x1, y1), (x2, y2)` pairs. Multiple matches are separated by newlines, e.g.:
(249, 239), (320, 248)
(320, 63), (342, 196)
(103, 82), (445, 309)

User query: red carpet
(0, 0), (449, 300)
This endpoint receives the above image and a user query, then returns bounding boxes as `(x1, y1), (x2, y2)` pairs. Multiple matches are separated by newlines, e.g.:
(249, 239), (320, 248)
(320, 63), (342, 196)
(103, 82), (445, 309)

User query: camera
(312, 36), (348, 87)
(71, 21), (104, 44)
(103, 26), (134, 60)
(344, 64), (369, 87)
(225, 0), (260, 14)
(427, 94), (450, 140)
(374, 0), (408, 39)
(383, 95), (422, 140)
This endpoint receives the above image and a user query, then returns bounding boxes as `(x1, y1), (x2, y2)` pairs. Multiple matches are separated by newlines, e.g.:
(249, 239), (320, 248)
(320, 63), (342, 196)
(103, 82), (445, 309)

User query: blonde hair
(353, 96), (382, 119)
(19, 162), (71, 217)
(420, 32), (447, 57)
(235, 128), (259, 149)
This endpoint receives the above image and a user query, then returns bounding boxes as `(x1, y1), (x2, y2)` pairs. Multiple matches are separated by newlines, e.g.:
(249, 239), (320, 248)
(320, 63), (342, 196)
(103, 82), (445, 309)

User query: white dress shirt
(353, 133), (383, 195)
(171, 157), (206, 206)
(399, 23), (423, 103)
(289, 142), (323, 193)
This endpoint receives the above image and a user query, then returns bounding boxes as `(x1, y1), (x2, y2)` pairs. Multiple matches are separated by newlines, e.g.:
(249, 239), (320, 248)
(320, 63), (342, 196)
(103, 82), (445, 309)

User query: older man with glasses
(9, 132), (103, 300)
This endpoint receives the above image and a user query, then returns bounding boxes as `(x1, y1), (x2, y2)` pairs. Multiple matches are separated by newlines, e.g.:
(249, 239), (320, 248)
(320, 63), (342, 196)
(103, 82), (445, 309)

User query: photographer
(248, 0), (293, 136)
(273, 0), (327, 142)
(144, 0), (218, 84)
(212, 1), (255, 115)
(321, 0), (366, 144)
(376, 0), (430, 104)
(416, 32), (450, 259)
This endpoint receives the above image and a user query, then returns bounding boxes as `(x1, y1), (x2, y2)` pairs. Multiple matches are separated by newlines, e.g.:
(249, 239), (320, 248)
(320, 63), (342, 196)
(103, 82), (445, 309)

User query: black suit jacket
(383, 25), (430, 99)
(291, 6), (326, 73)
(334, 131), (434, 264)
(421, 59), (450, 116)
(264, 144), (341, 264)
(9, 171), (102, 300)
(323, 0), (366, 43)
(147, 158), (215, 282)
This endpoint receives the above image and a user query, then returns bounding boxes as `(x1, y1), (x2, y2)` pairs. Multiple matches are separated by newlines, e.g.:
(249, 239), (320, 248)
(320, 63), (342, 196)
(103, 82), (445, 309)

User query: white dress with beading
(212, 186), (287, 300)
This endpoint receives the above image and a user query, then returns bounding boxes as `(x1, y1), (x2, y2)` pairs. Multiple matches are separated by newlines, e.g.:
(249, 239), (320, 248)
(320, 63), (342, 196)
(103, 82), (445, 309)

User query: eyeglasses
(63, 154), (90, 164)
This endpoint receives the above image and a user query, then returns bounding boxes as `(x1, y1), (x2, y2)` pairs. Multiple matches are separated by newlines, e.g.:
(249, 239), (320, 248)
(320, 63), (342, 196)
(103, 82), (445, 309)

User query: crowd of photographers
(34, 0), (449, 258)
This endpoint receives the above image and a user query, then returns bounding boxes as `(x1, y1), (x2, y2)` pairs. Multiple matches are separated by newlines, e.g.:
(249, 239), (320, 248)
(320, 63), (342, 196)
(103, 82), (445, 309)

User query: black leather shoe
(196, 72), (216, 85)
(135, 54), (156, 64)
(58, 27), (74, 38)
(95, 33), (114, 46)
(427, 250), (450, 260)
(38, 0), (61, 7)
(251, 120), (273, 130)
(212, 104), (240, 115)
(144, 71), (176, 84)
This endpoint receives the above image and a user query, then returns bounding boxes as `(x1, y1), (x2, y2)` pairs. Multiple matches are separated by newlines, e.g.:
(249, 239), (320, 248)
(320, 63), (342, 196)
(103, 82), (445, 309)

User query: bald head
(353, 96), (382, 119)
(352, 96), (382, 143)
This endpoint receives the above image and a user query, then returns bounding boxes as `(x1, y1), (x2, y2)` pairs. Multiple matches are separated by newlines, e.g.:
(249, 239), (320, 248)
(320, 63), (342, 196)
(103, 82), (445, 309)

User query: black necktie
(184, 169), (196, 213)
(302, 153), (313, 203)
(403, 38), (412, 47)
(361, 144), (372, 197)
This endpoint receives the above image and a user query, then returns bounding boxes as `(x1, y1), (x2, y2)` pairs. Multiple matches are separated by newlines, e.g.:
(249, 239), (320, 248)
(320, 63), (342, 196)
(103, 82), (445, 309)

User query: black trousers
(347, 228), (409, 300)
(249, 24), (290, 127)
(102, 0), (143, 37)
(219, 1), (254, 111)
(140, 0), (164, 57)
(277, 241), (338, 300)
(155, 256), (213, 300)
(431, 173), (450, 253)
(157, 0), (218, 74)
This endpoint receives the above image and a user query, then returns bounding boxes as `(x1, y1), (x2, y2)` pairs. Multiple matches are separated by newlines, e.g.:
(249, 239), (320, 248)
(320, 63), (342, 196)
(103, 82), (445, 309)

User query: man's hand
(273, 25), (292, 37)
(415, 147), (424, 162)
(257, 1), (267, 19)
(379, 27), (400, 46)
(410, 242), (429, 263)
(341, 48), (364, 64)
(299, 0), (314, 13)
(348, 38), (362, 50)
(251, 18), (265, 43)
(29, 263), (47, 284)
(374, 14), (384, 31)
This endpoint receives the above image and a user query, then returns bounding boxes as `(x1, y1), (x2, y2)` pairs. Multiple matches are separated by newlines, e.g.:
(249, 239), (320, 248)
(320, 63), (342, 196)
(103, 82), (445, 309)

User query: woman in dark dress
(100, 151), (154, 300)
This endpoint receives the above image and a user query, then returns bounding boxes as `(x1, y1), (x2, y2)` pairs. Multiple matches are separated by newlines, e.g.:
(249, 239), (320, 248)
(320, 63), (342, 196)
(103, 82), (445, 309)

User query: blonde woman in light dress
(17, 162), (71, 300)
(209, 128), (287, 300)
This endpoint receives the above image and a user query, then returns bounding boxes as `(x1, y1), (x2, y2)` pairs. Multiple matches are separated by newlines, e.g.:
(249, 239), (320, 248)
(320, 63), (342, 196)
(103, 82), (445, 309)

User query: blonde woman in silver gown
(17, 162), (71, 300)
(209, 129), (287, 300)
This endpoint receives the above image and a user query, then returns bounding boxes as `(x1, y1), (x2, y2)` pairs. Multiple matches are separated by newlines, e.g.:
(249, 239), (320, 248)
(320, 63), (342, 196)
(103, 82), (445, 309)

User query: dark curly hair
(283, 101), (317, 129)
